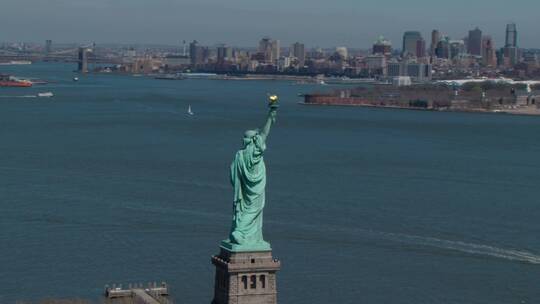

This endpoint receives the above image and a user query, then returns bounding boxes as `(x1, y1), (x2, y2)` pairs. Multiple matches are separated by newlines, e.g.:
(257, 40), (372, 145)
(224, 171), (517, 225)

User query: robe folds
(229, 134), (267, 245)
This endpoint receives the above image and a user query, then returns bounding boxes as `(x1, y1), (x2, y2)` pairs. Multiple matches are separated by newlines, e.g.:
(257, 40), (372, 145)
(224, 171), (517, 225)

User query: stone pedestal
(211, 248), (281, 304)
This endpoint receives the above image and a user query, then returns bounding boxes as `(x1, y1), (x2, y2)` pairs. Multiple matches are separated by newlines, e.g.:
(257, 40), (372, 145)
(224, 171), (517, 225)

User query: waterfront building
(407, 63), (432, 81)
(388, 61), (431, 81)
(290, 42), (306, 67)
(364, 54), (387, 76)
(393, 76), (412, 86)
(467, 27), (483, 56)
(129, 57), (160, 74)
(402, 31), (423, 57)
(163, 55), (190, 67)
(372, 36), (392, 57)
(387, 61), (405, 77)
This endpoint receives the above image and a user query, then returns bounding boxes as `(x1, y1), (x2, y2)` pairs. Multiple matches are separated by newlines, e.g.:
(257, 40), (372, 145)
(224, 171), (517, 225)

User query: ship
(155, 73), (185, 80)
(0, 60), (32, 65)
(0, 74), (33, 87)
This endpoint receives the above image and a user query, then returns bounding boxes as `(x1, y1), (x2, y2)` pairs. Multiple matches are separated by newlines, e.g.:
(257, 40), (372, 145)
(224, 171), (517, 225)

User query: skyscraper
(503, 23), (519, 67)
(290, 42), (306, 67)
(259, 37), (280, 64)
(467, 27), (482, 56)
(449, 40), (466, 59)
(372, 36), (392, 57)
(217, 44), (233, 64)
(482, 36), (497, 67)
(430, 30), (440, 56)
(505, 23), (517, 47)
(45, 40), (52, 54)
(189, 40), (206, 65)
(416, 38), (426, 58)
(402, 31), (423, 57)
(435, 37), (450, 59)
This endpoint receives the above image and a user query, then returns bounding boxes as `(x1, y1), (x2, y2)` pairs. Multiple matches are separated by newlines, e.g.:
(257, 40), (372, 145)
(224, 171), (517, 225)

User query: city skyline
(1, 0), (539, 48)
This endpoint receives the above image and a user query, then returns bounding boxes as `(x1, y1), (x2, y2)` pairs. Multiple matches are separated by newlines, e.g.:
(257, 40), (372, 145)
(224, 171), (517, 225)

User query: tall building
(449, 40), (466, 59)
(435, 37), (450, 59)
(416, 38), (426, 58)
(45, 40), (52, 54)
(189, 40), (206, 65)
(402, 31), (423, 57)
(290, 42), (306, 67)
(430, 30), (440, 56)
(505, 23), (518, 47)
(467, 27), (482, 56)
(271, 40), (280, 63)
(482, 36), (497, 67)
(503, 23), (519, 67)
(217, 44), (233, 64)
(372, 36), (392, 57)
(259, 37), (280, 64)
(503, 46), (519, 67)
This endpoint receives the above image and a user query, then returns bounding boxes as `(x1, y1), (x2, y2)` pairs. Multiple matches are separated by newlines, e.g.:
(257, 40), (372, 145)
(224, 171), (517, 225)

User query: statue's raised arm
(260, 107), (277, 142)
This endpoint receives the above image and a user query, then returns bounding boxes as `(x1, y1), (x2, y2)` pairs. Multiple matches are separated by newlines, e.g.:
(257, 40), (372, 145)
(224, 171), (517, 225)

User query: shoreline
(299, 102), (540, 117)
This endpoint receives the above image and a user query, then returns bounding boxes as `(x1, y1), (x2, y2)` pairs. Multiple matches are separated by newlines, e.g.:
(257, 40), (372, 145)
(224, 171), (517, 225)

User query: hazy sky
(1, 0), (538, 49)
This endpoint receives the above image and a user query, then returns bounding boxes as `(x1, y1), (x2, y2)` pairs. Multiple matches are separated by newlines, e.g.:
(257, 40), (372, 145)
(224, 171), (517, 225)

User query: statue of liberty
(221, 96), (279, 252)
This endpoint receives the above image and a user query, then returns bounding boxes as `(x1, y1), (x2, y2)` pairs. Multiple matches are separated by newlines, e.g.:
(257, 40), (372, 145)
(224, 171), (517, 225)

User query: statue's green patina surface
(221, 99), (278, 252)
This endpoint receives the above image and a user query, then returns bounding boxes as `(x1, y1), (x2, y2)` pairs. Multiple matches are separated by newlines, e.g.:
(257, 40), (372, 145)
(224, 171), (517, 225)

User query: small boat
(38, 92), (54, 98)
(73, 77), (79, 82)
(155, 73), (185, 80)
(187, 105), (194, 115)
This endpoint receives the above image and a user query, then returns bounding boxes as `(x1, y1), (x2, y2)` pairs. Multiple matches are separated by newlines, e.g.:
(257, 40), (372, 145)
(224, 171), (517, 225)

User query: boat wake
(0, 95), (37, 98)
(280, 221), (540, 265)
(379, 231), (540, 265)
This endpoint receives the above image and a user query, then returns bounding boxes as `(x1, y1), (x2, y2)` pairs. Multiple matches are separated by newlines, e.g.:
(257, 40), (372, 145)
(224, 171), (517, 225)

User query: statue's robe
(229, 134), (267, 245)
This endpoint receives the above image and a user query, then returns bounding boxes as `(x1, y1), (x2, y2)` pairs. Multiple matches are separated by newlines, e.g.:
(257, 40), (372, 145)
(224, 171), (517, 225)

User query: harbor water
(0, 63), (539, 303)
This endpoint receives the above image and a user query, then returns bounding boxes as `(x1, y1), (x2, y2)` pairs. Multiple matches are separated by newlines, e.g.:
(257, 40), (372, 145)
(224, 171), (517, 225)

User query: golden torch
(268, 94), (279, 109)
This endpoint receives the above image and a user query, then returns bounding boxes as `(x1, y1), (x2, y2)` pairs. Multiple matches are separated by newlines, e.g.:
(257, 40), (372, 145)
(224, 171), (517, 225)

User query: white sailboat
(187, 105), (194, 115)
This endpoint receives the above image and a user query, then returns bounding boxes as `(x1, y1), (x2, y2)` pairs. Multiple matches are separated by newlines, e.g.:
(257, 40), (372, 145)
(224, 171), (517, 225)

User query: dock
(105, 282), (171, 304)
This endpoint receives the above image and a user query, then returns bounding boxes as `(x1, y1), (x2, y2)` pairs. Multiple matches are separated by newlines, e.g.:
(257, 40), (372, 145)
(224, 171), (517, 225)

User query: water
(0, 63), (539, 304)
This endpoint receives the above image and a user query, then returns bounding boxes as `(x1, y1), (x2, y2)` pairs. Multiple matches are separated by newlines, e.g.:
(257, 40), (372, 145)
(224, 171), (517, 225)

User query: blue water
(0, 63), (539, 304)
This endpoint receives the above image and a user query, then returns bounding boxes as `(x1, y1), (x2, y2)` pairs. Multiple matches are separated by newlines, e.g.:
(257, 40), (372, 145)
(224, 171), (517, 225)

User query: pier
(105, 282), (171, 304)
